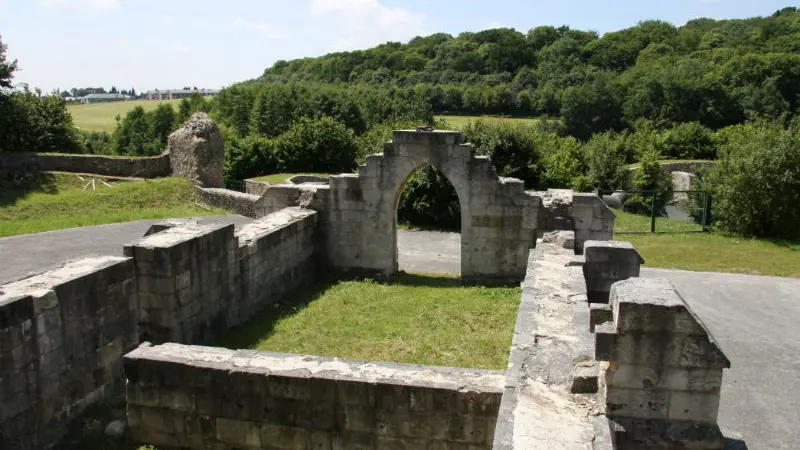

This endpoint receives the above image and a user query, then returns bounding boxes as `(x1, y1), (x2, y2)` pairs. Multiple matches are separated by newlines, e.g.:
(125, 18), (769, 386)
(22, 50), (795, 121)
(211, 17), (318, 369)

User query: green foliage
(274, 116), (358, 173)
(581, 131), (630, 191)
(661, 122), (715, 159)
(0, 88), (80, 153)
(398, 167), (461, 231)
(111, 106), (161, 156)
(0, 32), (16, 90)
(224, 134), (278, 181)
(562, 73), (623, 140)
(624, 149), (674, 216)
(704, 122), (800, 237)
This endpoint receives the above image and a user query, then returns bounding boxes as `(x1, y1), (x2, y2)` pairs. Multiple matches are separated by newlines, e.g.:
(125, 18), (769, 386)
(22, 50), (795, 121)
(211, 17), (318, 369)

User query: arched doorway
(395, 164), (462, 275)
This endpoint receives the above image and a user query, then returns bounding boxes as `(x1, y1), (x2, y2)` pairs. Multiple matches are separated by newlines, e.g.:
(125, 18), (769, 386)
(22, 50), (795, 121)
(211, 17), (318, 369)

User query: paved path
(0, 215), (252, 284)
(2, 225), (797, 448)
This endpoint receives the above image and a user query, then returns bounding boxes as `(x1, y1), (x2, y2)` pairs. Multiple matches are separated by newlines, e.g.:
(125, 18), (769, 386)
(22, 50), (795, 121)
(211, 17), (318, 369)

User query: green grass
(216, 273), (520, 370)
(68, 99), (182, 133)
(250, 172), (335, 184)
(0, 173), (225, 237)
(613, 210), (800, 277)
(437, 114), (540, 130)
(614, 209), (703, 233)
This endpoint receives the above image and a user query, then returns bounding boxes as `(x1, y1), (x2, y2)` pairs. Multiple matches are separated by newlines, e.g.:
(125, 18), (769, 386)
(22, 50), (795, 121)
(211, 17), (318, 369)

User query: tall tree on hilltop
(0, 33), (17, 90)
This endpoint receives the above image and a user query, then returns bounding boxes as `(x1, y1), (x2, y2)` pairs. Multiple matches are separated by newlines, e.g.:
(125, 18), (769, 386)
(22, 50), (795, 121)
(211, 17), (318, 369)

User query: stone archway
(325, 129), (539, 283)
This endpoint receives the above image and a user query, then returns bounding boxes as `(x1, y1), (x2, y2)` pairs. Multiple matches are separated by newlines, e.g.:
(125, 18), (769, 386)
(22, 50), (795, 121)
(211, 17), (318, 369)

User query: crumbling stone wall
(595, 277), (731, 449)
(125, 343), (504, 450)
(124, 208), (317, 344)
(0, 257), (138, 450)
(167, 113), (224, 188)
(534, 189), (616, 253)
(194, 187), (261, 217)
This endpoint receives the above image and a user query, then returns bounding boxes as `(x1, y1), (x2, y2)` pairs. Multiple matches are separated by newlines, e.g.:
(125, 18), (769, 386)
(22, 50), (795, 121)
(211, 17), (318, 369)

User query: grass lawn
(250, 172), (335, 184)
(216, 273), (520, 370)
(0, 173), (225, 237)
(613, 210), (800, 277)
(68, 99), (182, 133)
(437, 114), (540, 130)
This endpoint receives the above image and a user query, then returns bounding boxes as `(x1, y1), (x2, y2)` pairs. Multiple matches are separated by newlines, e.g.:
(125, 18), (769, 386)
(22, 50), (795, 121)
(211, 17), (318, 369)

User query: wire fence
(601, 189), (713, 234)
(222, 178), (245, 192)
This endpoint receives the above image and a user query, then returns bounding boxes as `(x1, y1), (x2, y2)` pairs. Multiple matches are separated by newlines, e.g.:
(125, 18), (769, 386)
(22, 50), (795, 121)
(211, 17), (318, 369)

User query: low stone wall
(0, 257), (138, 450)
(0, 152), (171, 178)
(124, 208), (318, 344)
(125, 343), (504, 450)
(195, 186), (261, 218)
(595, 277), (731, 449)
(244, 179), (271, 196)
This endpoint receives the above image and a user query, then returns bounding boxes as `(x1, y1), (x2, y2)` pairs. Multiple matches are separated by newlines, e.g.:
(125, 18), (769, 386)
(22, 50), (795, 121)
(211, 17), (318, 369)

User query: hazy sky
(0, 0), (792, 92)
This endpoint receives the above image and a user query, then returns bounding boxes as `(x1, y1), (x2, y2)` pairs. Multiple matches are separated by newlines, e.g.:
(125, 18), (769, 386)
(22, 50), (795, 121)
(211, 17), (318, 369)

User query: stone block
(668, 391), (721, 424)
(606, 387), (669, 420)
(608, 365), (723, 392)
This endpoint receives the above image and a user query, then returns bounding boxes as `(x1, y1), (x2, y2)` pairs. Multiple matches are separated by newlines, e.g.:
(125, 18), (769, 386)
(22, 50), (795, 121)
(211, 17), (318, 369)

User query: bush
(0, 89), (80, 153)
(397, 166), (461, 230)
(581, 131), (630, 192)
(704, 121), (800, 237)
(623, 149), (674, 216)
(463, 119), (541, 186)
(112, 106), (162, 156)
(274, 116), (358, 173)
(662, 121), (715, 159)
(224, 134), (279, 181)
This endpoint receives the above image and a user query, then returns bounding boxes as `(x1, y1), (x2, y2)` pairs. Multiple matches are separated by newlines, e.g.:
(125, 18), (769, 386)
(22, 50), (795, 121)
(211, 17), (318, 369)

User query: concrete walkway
(0, 215), (252, 284)
(2, 225), (797, 448)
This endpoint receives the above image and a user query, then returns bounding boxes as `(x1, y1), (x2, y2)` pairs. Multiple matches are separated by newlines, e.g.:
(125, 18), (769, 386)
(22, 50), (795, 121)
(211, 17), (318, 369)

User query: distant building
(77, 93), (131, 104)
(143, 88), (220, 101)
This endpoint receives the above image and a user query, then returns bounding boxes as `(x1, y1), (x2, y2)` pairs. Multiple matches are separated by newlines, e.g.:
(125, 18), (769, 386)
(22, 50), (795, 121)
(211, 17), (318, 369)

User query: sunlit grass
(68, 99), (182, 133)
(249, 172), (334, 184)
(0, 173), (225, 237)
(437, 114), (541, 130)
(216, 273), (520, 370)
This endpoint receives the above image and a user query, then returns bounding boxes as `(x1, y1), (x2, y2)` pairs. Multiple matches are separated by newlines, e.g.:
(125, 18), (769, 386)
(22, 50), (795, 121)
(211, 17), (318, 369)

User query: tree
(562, 73), (623, 140)
(0, 33), (17, 90)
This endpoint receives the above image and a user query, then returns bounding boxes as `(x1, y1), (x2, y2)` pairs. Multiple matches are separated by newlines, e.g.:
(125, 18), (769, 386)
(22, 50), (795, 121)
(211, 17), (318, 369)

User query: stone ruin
(0, 126), (732, 449)
(167, 112), (225, 188)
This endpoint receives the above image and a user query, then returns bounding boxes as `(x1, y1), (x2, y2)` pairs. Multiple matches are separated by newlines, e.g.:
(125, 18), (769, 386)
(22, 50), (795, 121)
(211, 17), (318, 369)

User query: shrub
(582, 131), (630, 192)
(623, 149), (674, 216)
(397, 166), (461, 231)
(463, 119), (540, 186)
(112, 106), (162, 156)
(662, 121), (715, 159)
(224, 134), (279, 181)
(274, 116), (358, 173)
(0, 89), (80, 153)
(703, 121), (800, 237)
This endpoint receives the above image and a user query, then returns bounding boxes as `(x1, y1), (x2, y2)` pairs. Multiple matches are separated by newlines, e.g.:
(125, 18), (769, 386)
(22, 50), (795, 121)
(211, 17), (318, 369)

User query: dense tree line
(250, 7), (800, 139)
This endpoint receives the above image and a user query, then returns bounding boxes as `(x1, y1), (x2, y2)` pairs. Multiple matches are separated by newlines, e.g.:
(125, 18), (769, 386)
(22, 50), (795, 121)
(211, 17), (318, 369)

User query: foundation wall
(0, 257), (138, 449)
(125, 343), (504, 450)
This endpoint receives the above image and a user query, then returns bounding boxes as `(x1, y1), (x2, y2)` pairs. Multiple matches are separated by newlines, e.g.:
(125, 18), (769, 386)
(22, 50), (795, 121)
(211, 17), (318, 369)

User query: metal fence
(601, 189), (712, 234)
(222, 178), (245, 192)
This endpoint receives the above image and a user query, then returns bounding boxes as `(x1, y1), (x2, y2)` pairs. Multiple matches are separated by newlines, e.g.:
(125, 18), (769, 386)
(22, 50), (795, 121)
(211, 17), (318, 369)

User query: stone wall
(595, 277), (730, 449)
(195, 186), (261, 218)
(0, 257), (138, 450)
(124, 208), (317, 344)
(0, 152), (171, 179)
(125, 343), (504, 450)
(244, 179), (271, 196)
(533, 189), (615, 254)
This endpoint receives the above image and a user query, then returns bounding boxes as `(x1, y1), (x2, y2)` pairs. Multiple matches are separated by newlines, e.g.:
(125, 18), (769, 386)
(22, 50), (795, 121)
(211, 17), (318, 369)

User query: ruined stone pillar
(167, 113), (224, 188)
(595, 278), (730, 449)
(583, 240), (644, 304)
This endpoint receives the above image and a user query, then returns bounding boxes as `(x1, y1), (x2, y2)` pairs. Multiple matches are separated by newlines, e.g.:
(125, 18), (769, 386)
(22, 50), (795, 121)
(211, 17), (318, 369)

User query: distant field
(67, 99), (182, 133)
(437, 114), (540, 130)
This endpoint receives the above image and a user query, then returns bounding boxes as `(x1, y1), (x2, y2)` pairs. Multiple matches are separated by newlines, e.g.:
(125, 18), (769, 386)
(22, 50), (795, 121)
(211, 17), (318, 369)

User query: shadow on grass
(0, 172), (60, 207)
(214, 276), (340, 350)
